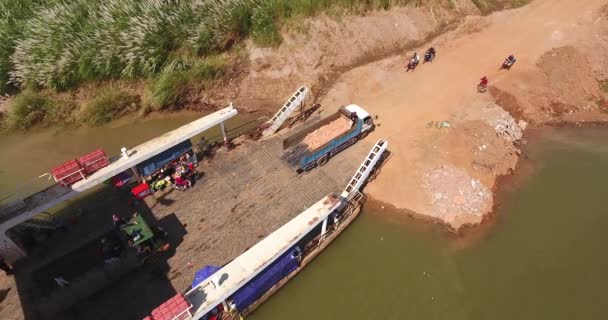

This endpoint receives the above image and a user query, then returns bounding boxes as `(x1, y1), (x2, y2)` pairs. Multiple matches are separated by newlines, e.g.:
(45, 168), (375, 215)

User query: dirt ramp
(238, 4), (477, 110)
(538, 47), (601, 107)
(490, 44), (608, 124)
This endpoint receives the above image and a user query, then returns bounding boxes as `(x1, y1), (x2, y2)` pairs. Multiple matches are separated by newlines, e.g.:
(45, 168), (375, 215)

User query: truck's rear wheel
(359, 131), (369, 139)
(317, 155), (330, 167)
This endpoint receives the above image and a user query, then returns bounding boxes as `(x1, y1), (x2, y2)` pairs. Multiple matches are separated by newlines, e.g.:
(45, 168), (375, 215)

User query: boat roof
(71, 105), (237, 192)
(344, 104), (370, 120)
(186, 194), (342, 319)
(0, 106), (237, 231)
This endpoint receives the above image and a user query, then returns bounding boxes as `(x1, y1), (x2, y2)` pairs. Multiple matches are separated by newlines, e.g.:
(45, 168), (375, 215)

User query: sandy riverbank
(317, 0), (608, 229)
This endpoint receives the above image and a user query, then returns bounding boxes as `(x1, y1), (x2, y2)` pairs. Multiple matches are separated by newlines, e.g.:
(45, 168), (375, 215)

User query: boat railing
(0, 173), (59, 220)
(205, 116), (268, 146)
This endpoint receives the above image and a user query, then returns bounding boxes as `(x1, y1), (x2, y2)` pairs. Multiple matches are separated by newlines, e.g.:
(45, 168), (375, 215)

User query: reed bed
(2, 0), (439, 93)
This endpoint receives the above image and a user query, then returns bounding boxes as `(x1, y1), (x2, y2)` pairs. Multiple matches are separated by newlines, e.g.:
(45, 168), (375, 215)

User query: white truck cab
(344, 104), (374, 133)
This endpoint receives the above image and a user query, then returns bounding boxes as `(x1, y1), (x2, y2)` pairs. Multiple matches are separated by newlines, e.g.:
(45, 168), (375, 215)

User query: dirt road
(319, 0), (608, 228)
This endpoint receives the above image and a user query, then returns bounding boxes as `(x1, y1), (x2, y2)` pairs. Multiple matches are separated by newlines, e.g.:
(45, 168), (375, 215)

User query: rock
(517, 120), (528, 130)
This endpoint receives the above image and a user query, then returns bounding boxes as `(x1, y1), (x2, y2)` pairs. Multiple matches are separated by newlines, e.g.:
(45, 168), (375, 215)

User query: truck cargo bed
(302, 116), (352, 151)
(283, 111), (357, 168)
(283, 110), (344, 151)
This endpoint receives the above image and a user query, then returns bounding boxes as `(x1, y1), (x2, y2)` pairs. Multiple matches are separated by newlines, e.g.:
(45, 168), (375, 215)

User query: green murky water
(249, 127), (608, 320)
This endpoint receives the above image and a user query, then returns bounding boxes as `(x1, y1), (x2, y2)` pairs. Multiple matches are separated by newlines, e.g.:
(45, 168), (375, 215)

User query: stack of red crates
(50, 148), (110, 187)
(150, 294), (191, 320)
(78, 149), (110, 175)
(51, 159), (85, 186)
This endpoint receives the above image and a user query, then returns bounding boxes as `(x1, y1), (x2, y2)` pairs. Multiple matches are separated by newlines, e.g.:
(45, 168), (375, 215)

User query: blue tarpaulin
(137, 140), (193, 176)
(231, 248), (300, 311)
(192, 265), (221, 288)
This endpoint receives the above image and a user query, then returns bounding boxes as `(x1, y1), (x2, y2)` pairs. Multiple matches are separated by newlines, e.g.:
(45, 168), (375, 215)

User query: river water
(249, 127), (608, 320)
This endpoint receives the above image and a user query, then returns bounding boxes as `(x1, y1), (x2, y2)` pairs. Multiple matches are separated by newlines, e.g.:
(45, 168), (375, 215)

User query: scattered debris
(438, 121), (452, 129)
(476, 104), (524, 142)
(427, 120), (452, 128)
(494, 115), (522, 142)
(423, 165), (492, 218)
(517, 120), (528, 130)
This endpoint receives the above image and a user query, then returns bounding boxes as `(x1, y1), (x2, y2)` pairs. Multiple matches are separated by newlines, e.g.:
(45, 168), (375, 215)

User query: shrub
(80, 89), (139, 126)
(192, 56), (227, 80)
(146, 71), (191, 111)
(145, 54), (228, 111)
(252, 5), (283, 47)
(7, 91), (56, 129)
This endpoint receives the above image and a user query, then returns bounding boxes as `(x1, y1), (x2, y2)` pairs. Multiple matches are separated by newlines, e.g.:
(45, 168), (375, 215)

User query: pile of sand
(302, 116), (352, 150)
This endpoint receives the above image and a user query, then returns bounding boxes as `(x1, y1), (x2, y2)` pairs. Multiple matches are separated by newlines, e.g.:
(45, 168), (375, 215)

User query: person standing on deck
(0, 258), (13, 276)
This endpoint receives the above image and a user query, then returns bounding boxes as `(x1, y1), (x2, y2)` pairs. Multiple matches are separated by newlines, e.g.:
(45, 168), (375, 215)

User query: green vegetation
(146, 71), (191, 112)
(4, 91), (76, 129)
(145, 56), (228, 111)
(2, 0), (437, 94)
(0, 0), (530, 130)
(79, 89), (139, 126)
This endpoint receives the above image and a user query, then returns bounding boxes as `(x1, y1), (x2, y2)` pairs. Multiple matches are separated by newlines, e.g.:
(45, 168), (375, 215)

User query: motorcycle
(423, 52), (435, 63)
(406, 59), (419, 71)
(501, 58), (516, 70)
(477, 77), (488, 93)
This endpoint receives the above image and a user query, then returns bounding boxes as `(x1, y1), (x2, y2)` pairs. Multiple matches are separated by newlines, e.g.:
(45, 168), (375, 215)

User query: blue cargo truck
(283, 104), (374, 172)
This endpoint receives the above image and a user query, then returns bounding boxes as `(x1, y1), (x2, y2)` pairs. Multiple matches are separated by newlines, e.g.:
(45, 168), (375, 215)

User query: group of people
(0, 258), (13, 276)
(478, 54), (517, 92)
(405, 47), (517, 93)
(100, 232), (124, 264)
(407, 47), (436, 71)
(148, 154), (198, 192)
(113, 212), (170, 256)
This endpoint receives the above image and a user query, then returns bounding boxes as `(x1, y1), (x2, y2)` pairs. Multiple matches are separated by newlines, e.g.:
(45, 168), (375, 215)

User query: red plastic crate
(78, 148), (110, 175)
(51, 159), (85, 186)
(150, 294), (191, 320)
(131, 183), (151, 200)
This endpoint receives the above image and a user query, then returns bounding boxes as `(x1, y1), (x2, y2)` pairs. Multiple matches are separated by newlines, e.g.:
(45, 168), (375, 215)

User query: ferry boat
(143, 140), (388, 320)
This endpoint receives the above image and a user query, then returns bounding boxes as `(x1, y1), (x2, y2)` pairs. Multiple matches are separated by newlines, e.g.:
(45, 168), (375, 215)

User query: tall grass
(4, 91), (76, 129)
(146, 71), (192, 111)
(146, 55), (228, 111)
(79, 89), (139, 126)
(0, 0), (44, 93)
(1, 0), (477, 95)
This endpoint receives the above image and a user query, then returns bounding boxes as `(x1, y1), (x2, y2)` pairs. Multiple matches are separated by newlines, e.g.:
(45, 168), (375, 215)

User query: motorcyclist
(411, 52), (420, 64)
(425, 47), (436, 58)
(479, 76), (488, 87)
(478, 76), (489, 92)
(504, 54), (516, 67)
